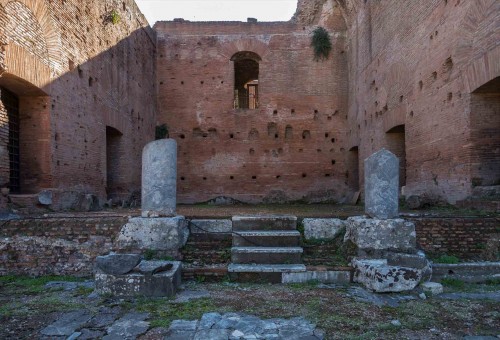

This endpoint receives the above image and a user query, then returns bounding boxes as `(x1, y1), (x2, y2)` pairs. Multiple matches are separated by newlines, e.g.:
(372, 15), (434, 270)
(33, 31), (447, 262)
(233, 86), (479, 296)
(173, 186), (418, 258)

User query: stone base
(302, 218), (346, 240)
(95, 261), (181, 297)
(115, 216), (188, 256)
(352, 258), (423, 292)
(344, 216), (416, 257)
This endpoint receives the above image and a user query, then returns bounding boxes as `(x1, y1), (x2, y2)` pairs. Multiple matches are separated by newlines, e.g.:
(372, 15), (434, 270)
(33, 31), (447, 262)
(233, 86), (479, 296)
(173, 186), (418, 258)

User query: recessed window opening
(232, 51), (261, 109)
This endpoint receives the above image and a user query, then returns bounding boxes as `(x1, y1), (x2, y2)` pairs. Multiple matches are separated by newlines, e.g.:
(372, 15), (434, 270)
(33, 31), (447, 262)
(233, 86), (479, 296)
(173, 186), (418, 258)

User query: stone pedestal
(142, 139), (177, 217)
(95, 260), (181, 297)
(115, 216), (188, 256)
(364, 149), (399, 219)
(344, 216), (416, 257)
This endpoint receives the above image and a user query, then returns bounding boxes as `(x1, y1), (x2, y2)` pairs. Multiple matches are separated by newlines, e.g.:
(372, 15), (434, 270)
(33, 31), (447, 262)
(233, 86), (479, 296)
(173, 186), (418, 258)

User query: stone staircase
(228, 215), (306, 283)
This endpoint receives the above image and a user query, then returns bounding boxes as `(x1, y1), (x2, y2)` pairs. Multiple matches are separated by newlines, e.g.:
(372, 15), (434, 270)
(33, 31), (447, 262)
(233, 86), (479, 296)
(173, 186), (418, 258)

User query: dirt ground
(0, 276), (498, 339)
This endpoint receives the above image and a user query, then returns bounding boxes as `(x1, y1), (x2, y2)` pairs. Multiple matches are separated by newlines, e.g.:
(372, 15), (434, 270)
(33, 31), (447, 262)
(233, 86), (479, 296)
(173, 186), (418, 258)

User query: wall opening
(470, 76), (500, 187)
(347, 146), (359, 191)
(0, 78), (51, 194)
(106, 126), (124, 201)
(231, 51), (261, 109)
(386, 125), (406, 188)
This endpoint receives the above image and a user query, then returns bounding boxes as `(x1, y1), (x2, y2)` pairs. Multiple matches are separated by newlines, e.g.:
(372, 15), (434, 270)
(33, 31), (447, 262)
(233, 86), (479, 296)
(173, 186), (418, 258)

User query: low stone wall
(411, 217), (500, 260)
(0, 217), (126, 276)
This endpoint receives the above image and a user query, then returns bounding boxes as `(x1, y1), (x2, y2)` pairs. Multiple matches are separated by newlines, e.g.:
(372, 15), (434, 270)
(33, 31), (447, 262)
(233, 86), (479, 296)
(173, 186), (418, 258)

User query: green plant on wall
(311, 26), (332, 61)
(110, 10), (120, 24)
(155, 124), (169, 140)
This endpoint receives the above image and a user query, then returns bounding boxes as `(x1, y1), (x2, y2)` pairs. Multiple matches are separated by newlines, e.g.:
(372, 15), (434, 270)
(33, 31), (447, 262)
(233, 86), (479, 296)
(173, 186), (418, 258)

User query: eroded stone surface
(352, 258), (423, 292)
(302, 218), (346, 240)
(364, 149), (399, 219)
(142, 139), (177, 217)
(421, 282), (444, 295)
(40, 310), (92, 336)
(96, 254), (142, 275)
(115, 216), (188, 254)
(344, 216), (416, 256)
(103, 312), (150, 340)
(189, 219), (232, 234)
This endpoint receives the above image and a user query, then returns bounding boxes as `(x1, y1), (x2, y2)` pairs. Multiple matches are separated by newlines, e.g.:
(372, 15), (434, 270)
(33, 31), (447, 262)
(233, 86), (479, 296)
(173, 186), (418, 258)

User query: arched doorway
(231, 51), (261, 109)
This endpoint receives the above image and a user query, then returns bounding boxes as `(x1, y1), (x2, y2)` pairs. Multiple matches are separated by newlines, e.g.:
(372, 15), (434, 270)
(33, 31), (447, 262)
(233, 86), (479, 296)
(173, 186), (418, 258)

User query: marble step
(231, 246), (303, 264)
(232, 215), (297, 231)
(232, 230), (301, 247)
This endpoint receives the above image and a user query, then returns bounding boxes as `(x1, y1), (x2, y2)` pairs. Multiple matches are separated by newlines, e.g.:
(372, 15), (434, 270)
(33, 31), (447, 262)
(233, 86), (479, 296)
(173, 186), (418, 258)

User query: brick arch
(220, 39), (270, 61)
(454, 0), (500, 92)
(0, 0), (62, 75)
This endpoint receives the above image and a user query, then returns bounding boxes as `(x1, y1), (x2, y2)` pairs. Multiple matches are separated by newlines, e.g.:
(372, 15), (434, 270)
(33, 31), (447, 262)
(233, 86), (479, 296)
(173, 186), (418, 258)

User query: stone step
(228, 264), (306, 273)
(232, 215), (297, 231)
(231, 246), (303, 264)
(232, 230), (301, 247)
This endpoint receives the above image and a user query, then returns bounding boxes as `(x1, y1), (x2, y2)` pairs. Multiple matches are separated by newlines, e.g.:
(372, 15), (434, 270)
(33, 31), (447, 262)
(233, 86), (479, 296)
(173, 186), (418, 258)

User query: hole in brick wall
(302, 173), (307, 178)
(278, 148), (284, 155)
(327, 116), (332, 120)
(314, 109), (318, 114)
(302, 130), (311, 139)
(443, 56), (453, 73)
(276, 175), (281, 179)
(314, 112), (319, 121)
(249, 148), (255, 155)
(208, 128), (218, 137)
(88, 77), (93, 87)
(200, 81), (204, 84)
(317, 149), (321, 153)
(325, 132), (329, 138)
(274, 133), (279, 139)
(334, 110), (339, 115)
(180, 134), (185, 139)
(123, 2), (126, 10)
(430, 34), (433, 40)
(291, 109), (295, 114)
(331, 160), (336, 165)
(273, 109), (278, 115)
(285, 125), (293, 140)
(252, 175), (257, 179)
(419, 80), (423, 90)
(181, 81), (184, 85)
(447, 92), (453, 101)
(78, 66), (83, 78)
(68, 59), (75, 71)
(432, 71), (437, 80)
(230, 176), (234, 180)
(267, 122), (278, 137)
(203, 177), (207, 180)
(325, 174), (331, 177)
(249, 128), (259, 140)
(160, 81), (164, 85)
(410, 111), (414, 117)
(330, 148), (334, 152)
(181, 177), (185, 181)
(331, 138), (336, 143)
(400, 95), (404, 102)
(221, 81), (224, 84)
(229, 133), (234, 139)
(299, 148), (303, 152)
(193, 128), (203, 137)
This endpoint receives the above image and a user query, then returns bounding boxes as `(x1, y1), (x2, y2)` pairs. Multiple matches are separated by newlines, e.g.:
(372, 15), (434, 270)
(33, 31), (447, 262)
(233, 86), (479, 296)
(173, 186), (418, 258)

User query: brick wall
(0, 0), (157, 209)
(155, 3), (351, 204)
(343, 0), (500, 203)
(412, 217), (500, 260)
(0, 216), (127, 276)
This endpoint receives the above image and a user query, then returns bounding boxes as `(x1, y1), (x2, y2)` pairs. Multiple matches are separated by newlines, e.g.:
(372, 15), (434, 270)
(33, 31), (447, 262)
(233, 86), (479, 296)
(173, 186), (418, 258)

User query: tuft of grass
(0, 275), (85, 294)
(433, 255), (460, 264)
(311, 26), (332, 61)
(441, 278), (465, 289)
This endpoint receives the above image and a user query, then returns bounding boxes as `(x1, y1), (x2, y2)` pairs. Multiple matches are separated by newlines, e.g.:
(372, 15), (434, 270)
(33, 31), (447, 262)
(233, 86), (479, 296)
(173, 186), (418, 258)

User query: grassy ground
(0, 275), (498, 339)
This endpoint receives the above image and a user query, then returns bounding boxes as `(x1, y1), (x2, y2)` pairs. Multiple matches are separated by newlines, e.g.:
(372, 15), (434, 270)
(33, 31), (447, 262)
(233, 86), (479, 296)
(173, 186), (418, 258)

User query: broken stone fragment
(133, 260), (174, 275)
(421, 282), (444, 295)
(352, 258), (423, 293)
(95, 254), (142, 275)
(38, 190), (53, 205)
(302, 218), (346, 240)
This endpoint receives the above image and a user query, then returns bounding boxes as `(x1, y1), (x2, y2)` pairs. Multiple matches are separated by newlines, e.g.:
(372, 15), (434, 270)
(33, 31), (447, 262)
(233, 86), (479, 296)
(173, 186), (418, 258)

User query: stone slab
(431, 262), (500, 283)
(302, 218), (346, 240)
(344, 216), (416, 256)
(40, 310), (92, 336)
(104, 312), (149, 340)
(189, 219), (232, 234)
(95, 254), (142, 275)
(228, 264), (306, 273)
(232, 215), (297, 231)
(364, 149), (399, 219)
(282, 270), (351, 284)
(352, 258), (423, 292)
(115, 216), (188, 253)
(421, 282), (444, 295)
(142, 139), (177, 217)
(95, 261), (181, 297)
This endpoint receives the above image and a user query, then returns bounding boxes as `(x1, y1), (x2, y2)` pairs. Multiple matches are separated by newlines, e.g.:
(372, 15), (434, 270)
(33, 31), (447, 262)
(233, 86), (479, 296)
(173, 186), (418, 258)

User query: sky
(134, 0), (298, 25)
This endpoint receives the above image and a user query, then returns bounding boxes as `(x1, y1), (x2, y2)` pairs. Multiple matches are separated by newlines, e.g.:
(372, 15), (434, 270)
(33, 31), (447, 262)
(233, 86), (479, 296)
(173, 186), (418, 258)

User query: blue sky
(135, 0), (298, 25)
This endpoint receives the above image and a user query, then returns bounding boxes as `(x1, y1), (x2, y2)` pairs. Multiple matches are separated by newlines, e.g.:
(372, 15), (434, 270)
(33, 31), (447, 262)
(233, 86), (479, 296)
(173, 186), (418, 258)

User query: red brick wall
(343, 0), (500, 203)
(155, 7), (351, 203)
(0, 0), (157, 207)
(412, 217), (500, 260)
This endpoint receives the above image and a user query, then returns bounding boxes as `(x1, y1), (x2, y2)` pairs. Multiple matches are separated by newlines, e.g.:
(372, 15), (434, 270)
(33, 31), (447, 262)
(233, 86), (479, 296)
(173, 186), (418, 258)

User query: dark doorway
(106, 126), (123, 200)
(232, 51), (260, 109)
(347, 146), (360, 191)
(386, 125), (406, 188)
(470, 76), (500, 186)
(0, 87), (20, 193)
